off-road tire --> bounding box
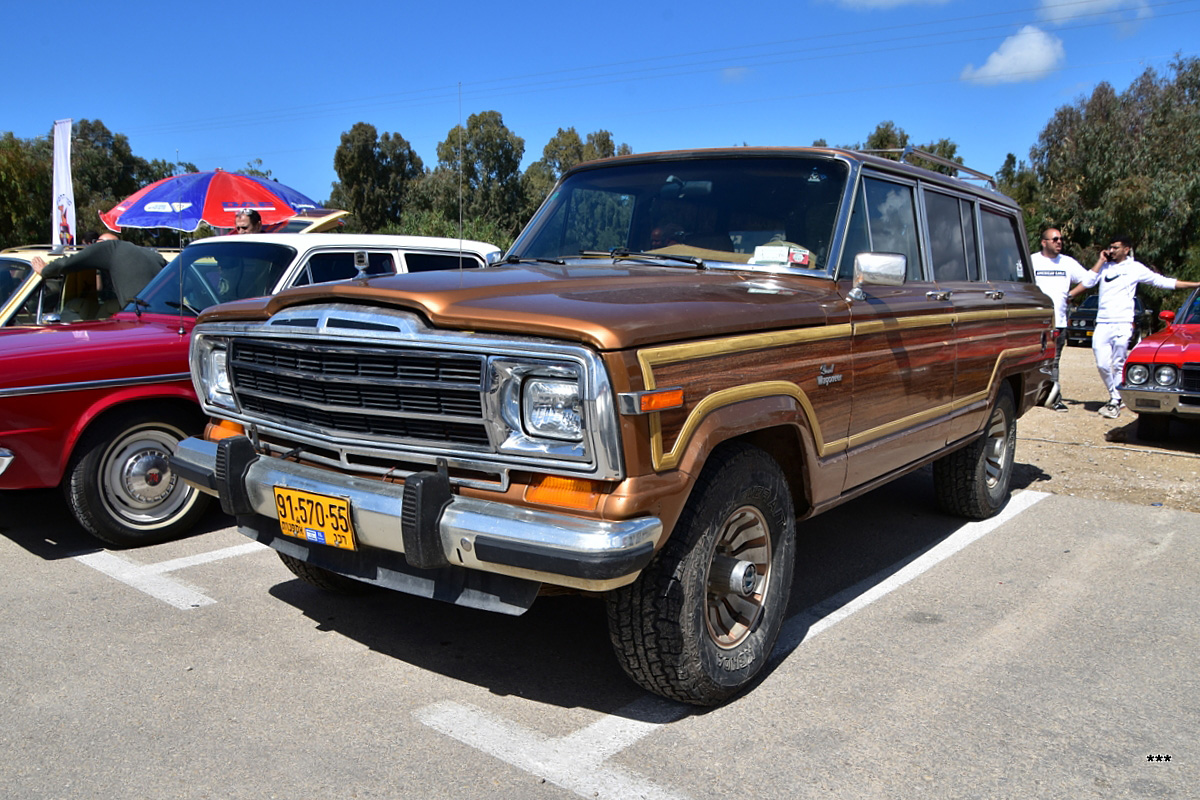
[605,443,796,706]
[933,384,1016,520]
[65,409,210,547]
[1136,413,1170,442]
[277,551,373,594]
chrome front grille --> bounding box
[228,338,490,448]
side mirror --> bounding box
[848,252,906,301]
[1159,310,1176,324]
[39,312,63,324]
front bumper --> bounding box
[1118,386,1200,417]
[171,436,661,601]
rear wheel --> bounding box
[65,409,210,547]
[606,443,796,706]
[1136,413,1170,441]
[933,384,1016,519]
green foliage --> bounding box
[379,208,514,252]
[329,122,424,232]
[520,127,631,222]
[0,120,191,249]
[1031,56,1200,283]
[242,159,272,179]
[434,111,526,236]
[842,121,964,176]
[0,132,51,250]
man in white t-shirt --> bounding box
[1031,227,1090,412]
[1070,235,1200,418]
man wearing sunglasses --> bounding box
[1032,228,1089,412]
[233,210,263,234]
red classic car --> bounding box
[0,234,500,546]
[1119,287,1200,440]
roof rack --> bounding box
[858,145,996,190]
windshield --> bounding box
[1179,289,1200,325]
[133,241,297,316]
[510,156,849,272]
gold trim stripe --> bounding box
[640,325,1045,471]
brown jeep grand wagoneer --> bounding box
[172,147,1055,705]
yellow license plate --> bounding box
[273,486,357,551]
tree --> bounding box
[434,111,526,235]
[329,122,424,232]
[242,159,272,179]
[846,122,963,176]
[996,153,1043,247]
[0,132,50,250]
[1030,56,1200,282]
[521,127,631,220]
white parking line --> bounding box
[415,490,1051,799]
[74,542,268,610]
[416,695,690,800]
[775,489,1050,652]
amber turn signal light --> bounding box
[524,474,601,511]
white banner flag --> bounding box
[52,119,76,250]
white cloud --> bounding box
[1039,0,1150,25]
[961,25,1065,85]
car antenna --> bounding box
[457,82,466,278]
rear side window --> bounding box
[403,253,483,273]
[863,177,923,280]
[295,251,394,285]
[924,190,980,282]
[980,209,1026,282]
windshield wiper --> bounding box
[504,254,566,266]
[164,299,201,315]
[579,249,707,269]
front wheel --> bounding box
[65,410,210,547]
[933,384,1016,520]
[606,443,796,706]
[277,552,373,594]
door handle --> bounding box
[926,290,951,301]
[986,290,1005,300]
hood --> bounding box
[198,262,844,350]
[0,313,192,390]
[1130,324,1200,363]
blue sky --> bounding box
[9,0,1199,206]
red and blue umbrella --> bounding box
[100,169,321,232]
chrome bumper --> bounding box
[171,437,660,595]
[1118,387,1200,417]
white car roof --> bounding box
[185,233,501,259]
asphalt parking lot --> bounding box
[1,470,1196,800]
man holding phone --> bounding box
[1070,235,1200,418]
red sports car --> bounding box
[0,234,500,546]
[1119,287,1200,440]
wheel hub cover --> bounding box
[123,450,173,503]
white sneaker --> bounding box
[1099,401,1121,419]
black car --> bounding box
[1066,294,1155,347]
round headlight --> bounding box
[1126,364,1150,385]
[1154,365,1178,387]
